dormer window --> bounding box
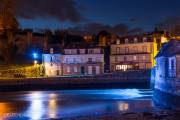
[116,39,120,44]
[134,38,138,43]
[143,37,147,42]
[50,48,54,54]
[125,38,129,44]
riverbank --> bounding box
[57,109,180,120]
[0,76,149,91]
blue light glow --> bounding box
[33,53,38,59]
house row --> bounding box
[43,46,104,76]
[43,35,168,77]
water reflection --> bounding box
[0,89,153,120]
[25,92,45,120]
[48,99,57,118]
[0,103,12,119]
[118,102,129,111]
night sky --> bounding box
[18,0,180,32]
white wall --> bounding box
[61,54,104,64]
[43,54,61,76]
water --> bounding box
[0,89,153,120]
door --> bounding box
[95,66,100,74]
[81,66,85,75]
[88,66,93,75]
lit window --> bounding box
[133,56,137,60]
[143,55,146,60]
[116,65,128,71]
[116,39,120,44]
[142,46,147,52]
[50,48,54,54]
[74,66,78,72]
[133,46,138,53]
[67,66,70,73]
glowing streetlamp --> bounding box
[32,52,39,78]
[34,60,38,66]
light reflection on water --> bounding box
[0,89,152,120]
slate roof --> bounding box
[155,39,180,58]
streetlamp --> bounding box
[34,60,38,78]
[33,52,38,78]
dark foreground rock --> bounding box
[52,110,180,120]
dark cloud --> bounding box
[65,22,143,35]
[155,16,180,29]
[1,0,84,23]
[155,16,180,35]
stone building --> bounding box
[154,39,180,108]
[110,35,158,71]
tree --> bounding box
[0,0,19,63]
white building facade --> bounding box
[43,47,104,76]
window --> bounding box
[125,47,129,53]
[88,58,93,63]
[171,59,175,70]
[115,57,118,63]
[96,58,100,62]
[80,49,85,54]
[165,59,169,77]
[50,56,53,62]
[124,56,127,61]
[143,37,147,42]
[143,55,146,60]
[69,50,72,54]
[116,47,120,54]
[142,46,147,52]
[134,38,138,43]
[50,48,54,54]
[116,65,128,71]
[73,58,76,63]
[67,66,70,73]
[74,66,78,72]
[116,39,120,44]
[77,49,80,54]
[66,58,69,63]
[89,49,94,54]
[133,46,138,53]
[81,58,83,63]
[125,38,129,44]
[50,56,53,66]
[133,56,137,61]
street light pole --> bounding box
[34,60,38,78]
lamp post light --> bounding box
[32,52,39,78]
[34,60,38,78]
